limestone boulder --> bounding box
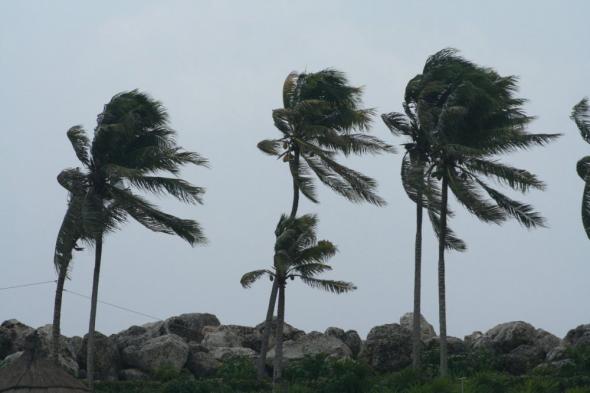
[359,324,412,372]
[121,334,188,374]
[399,313,436,340]
[78,331,120,381]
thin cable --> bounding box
[63,288,162,321]
[0,280,56,291]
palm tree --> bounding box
[53,90,207,389]
[240,214,356,389]
[382,100,466,371]
[571,97,590,238]
[407,49,560,376]
[255,69,392,377]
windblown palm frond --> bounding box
[571,98,590,239]
[572,98,590,143]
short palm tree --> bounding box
[407,49,560,376]
[382,99,465,371]
[241,214,355,389]
[53,90,207,389]
[571,97,590,238]
[255,69,392,377]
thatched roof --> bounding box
[0,334,89,393]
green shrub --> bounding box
[216,356,266,391]
[464,372,514,393]
[95,381,163,393]
[163,378,233,393]
[406,378,456,393]
[370,369,425,393]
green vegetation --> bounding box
[94,347,590,392]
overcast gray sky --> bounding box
[1,0,589,340]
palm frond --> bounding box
[240,269,272,288]
[381,112,414,137]
[428,209,467,252]
[571,98,590,143]
[465,159,545,192]
[296,240,337,264]
[67,126,91,166]
[110,187,206,245]
[126,176,204,204]
[291,262,332,276]
[478,181,546,228]
[577,156,590,180]
[257,139,284,156]
[447,173,506,224]
[54,194,87,275]
[291,160,318,203]
[298,277,356,294]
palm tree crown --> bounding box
[571,97,590,238]
[55,90,207,267]
[257,69,394,208]
[241,214,355,293]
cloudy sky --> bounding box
[1,1,589,340]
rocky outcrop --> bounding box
[79,331,120,381]
[267,331,351,365]
[255,319,305,349]
[360,324,412,372]
[1,314,586,381]
[121,334,189,374]
[399,313,436,340]
[465,321,563,375]
[325,327,362,358]
[564,324,590,348]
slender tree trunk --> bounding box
[51,267,67,362]
[438,176,449,377]
[257,279,279,378]
[289,149,300,219]
[258,150,300,381]
[412,196,423,371]
[273,283,286,391]
[87,235,103,391]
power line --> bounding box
[0,280,56,291]
[63,288,161,321]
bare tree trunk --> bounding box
[51,267,67,362]
[87,235,103,391]
[412,196,423,370]
[257,279,279,378]
[289,149,300,219]
[272,283,285,391]
[438,176,449,377]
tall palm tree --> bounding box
[407,49,560,376]
[241,214,356,389]
[53,90,207,389]
[571,97,590,238]
[255,69,392,377]
[382,100,466,371]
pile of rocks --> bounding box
[1,313,588,380]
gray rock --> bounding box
[79,331,120,381]
[267,331,351,365]
[122,334,188,374]
[564,324,590,348]
[399,313,436,340]
[464,331,484,349]
[503,344,545,375]
[202,325,261,352]
[186,344,221,377]
[485,321,537,353]
[114,323,163,352]
[255,319,305,348]
[359,324,412,372]
[119,368,151,381]
[35,325,80,377]
[324,327,362,357]
[1,351,23,367]
[163,313,220,343]
[0,320,34,354]
[210,346,258,361]
[424,336,466,355]
[534,329,561,354]
[546,345,569,362]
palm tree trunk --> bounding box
[289,149,300,219]
[273,283,286,391]
[87,234,103,391]
[438,176,449,377]
[51,267,67,362]
[257,279,279,379]
[412,195,423,370]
